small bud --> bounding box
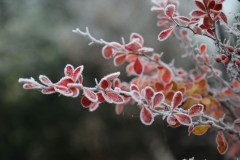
[221,54,227,60]
[215,57,222,63]
[237,48,240,55]
[227,46,234,52]
[223,57,230,65]
[235,60,240,67]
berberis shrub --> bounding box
[18,0,240,159]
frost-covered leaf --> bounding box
[115,104,124,115]
[219,12,228,24]
[192,125,210,135]
[125,40,142,52]
[190,10,206,18]
[54,85,73,97]
[194,0,206,11]
[41,87,56,94]
[173,113,192,126]
[171,91,183,111]
[152,92,165,108]
[100,79,110,90]
[89,103,99,112]
[81,96,92,108]
[73,65,84,82]
[158,27,174,41]
[140,106,154,125]
[130,33,144,45]
[102,45,113,59]
[167,115,176,125]
[114,53,127,66]
[70,88,79,98]
[144,86,155,104]
[104,72,120,81]
[106,92,124,104]
[130,84,140,92]
[188,104,203,117]
[56,77,74,87]
[83,87,98,102]
[164,4,175,18]
[39,75,52,86]
[64,64,74,77]
[133,57,143,75]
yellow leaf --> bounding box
[192,125,210,135]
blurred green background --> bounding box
[1,0,238,159]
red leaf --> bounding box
[175,16,190,23]
[152,92,165,108]
[131,91,141,103]
[102,45,113,59]
[173,113,192,126]
[164,4,175,18]
[113,78,121,88]
[219,12,228,24]
[83,87,98,102]
[159,63,174,84]
[208,0,215,10]
[124,41,142,52]
[171,91,183,111]
[23,83,42,90]
[190,10,206,18]
[144,87,155,104]
[158,27,174,41]
[207,29,215,38]
[100,91,113,103]
[188,104,204,116]
[193,25,202,35]
[106,92,124,104]
[100,79,110,90]
[130,33,144,45]
[97,92,105,103]
[104,72,120,81]
[89,103,99,112]
[114,53,127,66]
[180,29,191,41]
[78,75,83,84]
[115,104,124,115]
[189,93,202,101]
[73,65,83,82]
[213,4,222,11]
[81,96,92,108]
[130,84,140,92]
[194,73,206,82]
[199,43,207,54]
[41,87,56,94]
[64,64,74,77]
[203,54,210,65]
[140,106,154,125]
[70,88,79,98]
[39,75,52,85]
[203,16,213,28]
[167,115,176,125]
[54,85,73,97]
[194,0,206,11]
[133,57,143,75]
[56,77,74,87]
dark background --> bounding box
[0,0,239,159]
